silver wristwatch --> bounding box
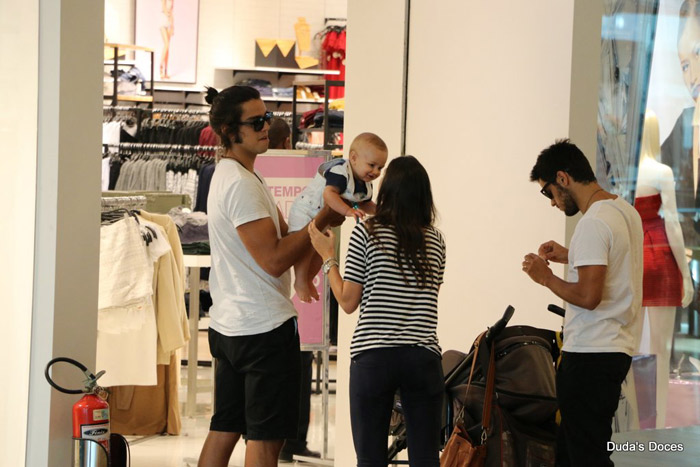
[322,258,339,274]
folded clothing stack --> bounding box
[273,87,294,98]
[314,109,344,128]
[168,206,209,246]
[237,78,273,96]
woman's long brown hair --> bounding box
[366,155,437,288]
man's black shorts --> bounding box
[208,317,301,440]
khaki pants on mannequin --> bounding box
[645,306,676,429]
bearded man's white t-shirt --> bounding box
[564,197,644,356]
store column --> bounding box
[338,0,410,465]
[26,1,103,466]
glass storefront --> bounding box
[598,0,700,431]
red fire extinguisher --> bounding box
[45,357,111,453]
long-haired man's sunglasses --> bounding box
[239,111,273,132]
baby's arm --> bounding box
[323,186,363,219]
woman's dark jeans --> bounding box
[350,346,445,467]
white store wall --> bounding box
[1,1,39,465]
[337,1,593,465]
[336,1,410,462]
[404,1,575,352]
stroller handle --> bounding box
[484,305,514,345]
[547,304,566,317]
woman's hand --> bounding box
[309,221,336,260]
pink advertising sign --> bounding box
[256,153,328,345]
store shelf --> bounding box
[104,42,154,53]
[226,66,341,78]
[150,85,201,93]
[142,85,324,108]
[104,60,136,66]
[298,127,342,133]
[147,86,206,109]
[263,96,323,104]
[104,43,154,108]
[293,79,328,87]
[103,94,154,103]
[292,79,345,151]
[152,101,209,108]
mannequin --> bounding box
[634,110,694,428]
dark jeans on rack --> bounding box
[556,351,632,467]
[350,346,444,467]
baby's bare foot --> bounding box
[307,280,319,302]
[295,276,315,303]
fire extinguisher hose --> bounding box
[45,357,100,394]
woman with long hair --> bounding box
[309,155,446,466]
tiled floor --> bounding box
[126,328,336,466]
[126,329,700,466]
[127,386,335,466]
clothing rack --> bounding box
[104,105,209,114]
[103,106,208,134]
[101,195,147,212]
[103,106,143,113]
[295,142,324,150]
[148,108,210,116]
[324,17,346,24]
[106,142,219,153]
[105,105,291,118]
[103,106,139,128]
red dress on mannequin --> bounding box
[634,193,682,306]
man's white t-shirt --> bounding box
[207,158,296,336]
[563,197,644,355]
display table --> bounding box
[182,254,211,417]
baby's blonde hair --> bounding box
[349,132,388,154]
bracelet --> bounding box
[322,258,339,274]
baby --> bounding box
[288,132,388,302]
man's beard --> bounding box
[559,186,580,217]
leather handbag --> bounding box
[440,332,494,467]
[440,424,486,467]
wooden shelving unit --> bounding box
[104,43,154,107]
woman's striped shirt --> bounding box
[344,223,446,359]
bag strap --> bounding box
[455,331,486,425]
[479,338,497,444]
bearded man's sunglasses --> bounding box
[540,181,554,200]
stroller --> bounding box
[388,306,562,466]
